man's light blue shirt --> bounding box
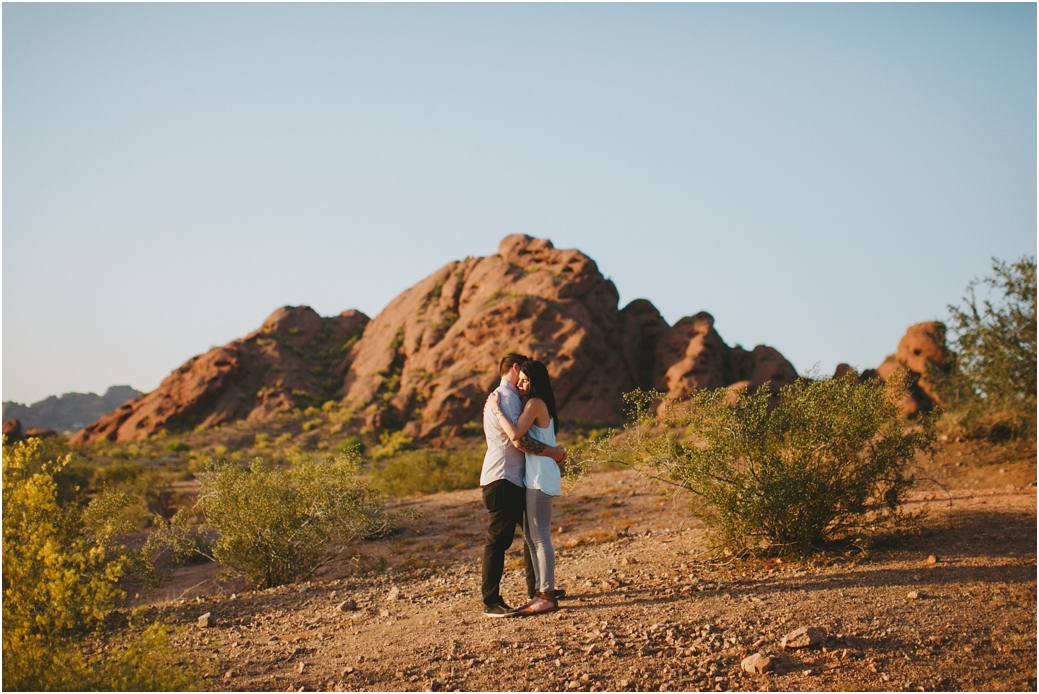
[480,378,525,487]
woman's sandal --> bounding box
[510,597,538,615]
[518,590,559,616]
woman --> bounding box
[489,359,562,615]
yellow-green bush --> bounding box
[583,376,937,556]
[933,255,1036,440]
[194,455,391,588]
[2,438,198,690]
[336,435,365,455]
[369,429,414,459]
[371,448,483,497]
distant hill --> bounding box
[3,386,141,434]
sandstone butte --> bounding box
[832,321,951,418]
[70,236,946,445]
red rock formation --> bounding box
[651,312,797,400]
[73,235,800,442]
[342,235,653,437]
[343,236,798,437]
[830,322,950,418]
[653,312,730,395]
[619,299,670,392]
[833,363,860,381]
[71,307,369,443]
[3,418,23,441]
[874,321,950,417]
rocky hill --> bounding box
[3,385,140,434]
[72,236,801,444]
[340,235,797,439]
[71,308,369,444]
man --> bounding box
[480,353,568,617]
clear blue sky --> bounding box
[3,3,1036,405]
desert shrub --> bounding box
[94,459,144,488]
[82,620,202,690]
[582,377,937,556]
[90,462,184,527]
[136,471,185,521]
[193,455,391,588]
[337,435,365,455]
[371,448,483,496]
[164,440,190,453]
[2,439,197,690]
[460,421,483,437]
[187,452,210,474]
[932,255,1036,439]
[148,508,214,566]
[7,434,93,505]
[328,406,355,427]
[370,429,414,459]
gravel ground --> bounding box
[117,440,1036,692]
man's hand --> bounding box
[517,435,566,465]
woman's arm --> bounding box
[488,396,566,463]
[491,398,542,442]
[517,436,568,465]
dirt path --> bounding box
[124,440,1036,693]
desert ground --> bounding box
[111,438,1037,692]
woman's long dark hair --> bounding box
[520,359,558,434]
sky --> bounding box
[3,3,1036,405]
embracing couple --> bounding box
[479,353,568,618]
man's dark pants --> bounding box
[481,479,536,606]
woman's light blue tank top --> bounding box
[523,417,561,497]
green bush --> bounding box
[83,620,202,690]
[164,441,190,453]
[194,455,391,588]
[933,255,1036,439]
[336,435,365,455]
[8,434,93,506]
[583,377,937,556]
[371,448,483,497]
[369,430,414,459]
[94,460,144,488]
[460,421,483,437]
[2,439,198,690]
[148,508,214,567]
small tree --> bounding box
[934,255,1037,438]
[193,454,392,588]
[2,438,198,690]
[583,375,937,556]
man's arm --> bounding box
[491,391,567,463]
[516,434,567,465]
